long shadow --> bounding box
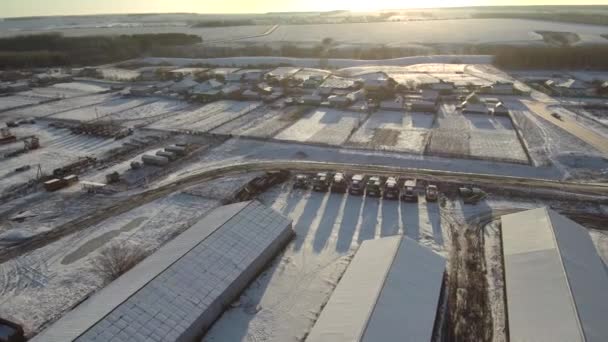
[313,193,344,253]
[401,200,420,241]
[281,188,304,217]
[336,195,364,253]
[427,201,444,246]
[380,199,400,237]
[357,197,380,243]
[293,192,325,252]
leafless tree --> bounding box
[90,242,148,284]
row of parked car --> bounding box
[293,172,439,202]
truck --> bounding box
[293,174,310,189]
[331,173,347,193]
[425,184,439,202]
[312,172,330,192]
[349,174,366,196]
[366,176,382,197]
[459,187,486,204]
[401,179,418,202]
[383,177,400,200]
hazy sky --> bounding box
[1,0,606,18]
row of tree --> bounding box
[0,33,202,68]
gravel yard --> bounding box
[274,108,367,145]
[347,110,434,153]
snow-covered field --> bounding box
[49,96,155,122]
[427,104,529,163]
[3,93,114,118]
[274,108,367,145]
[147,100,261,133]
[142,55,493,69]
[0,95,43,112]
[102,98,192,125]
[204,181,445,341]
[240,19,608,45]
[20,82,108,100]
[0,124,125,195]
[0,192,220,337]
[347,111,434,153]
[211,105,309,138]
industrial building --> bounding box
[501,208,608,342]
[307,236,446,342]
[32,201,294,342]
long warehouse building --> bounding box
[501,207,608,342]
[307,236,446,342]
[32,201,294,342]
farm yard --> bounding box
[347,111,434,153]
[0,123,126,195]
[274,108,367,145]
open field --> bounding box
[274,108,367,145]
[147,100,261,133]
[102,99,192,125]
[0,95,44,112]
[347,111,434,153]
[212,105,313,138]
[241,19,608,45]
[19,82,109,100]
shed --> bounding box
[307,236,446,342]
[501,208,608,342]
[31,201,294,342]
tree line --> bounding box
[0,33,202,68]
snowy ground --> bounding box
[0,192,220,337]
[0,123,125,195]
[427,104,529,164]
[3,93,114,118]
[274,108,367,145]
[102,98,192,126]
[147,100,261,133]
[347,110,434,153]
[49,96,156,122]
[0,95,43,112]
[204,181,445,342]
[212,105,312,138]
[18,82,109,100]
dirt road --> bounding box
[521,101,608,155]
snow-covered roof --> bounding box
[191,79,224,94]
[307,236,445,342]
[501,208,608,342]
[32,201,293,342]
[170,77,198,92]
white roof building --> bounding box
[32,201,294,342]
[307,236,446,342]
[501,208,608,342]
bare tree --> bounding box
[90,242,148,284]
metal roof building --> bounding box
[33,201,294,342]
[307,236,446,342]
[501,207,608,342]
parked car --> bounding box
[0,317,24,342]
[459,187,486,204]
[425,185,439,202]
[383,177,400,200]
[293,174,310,189]
[331,173,347,193]
[551,112,563,121]
[401,179,418,202]
[312,172,330,192]
[349,174,366,196]
[366,176,382,197]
